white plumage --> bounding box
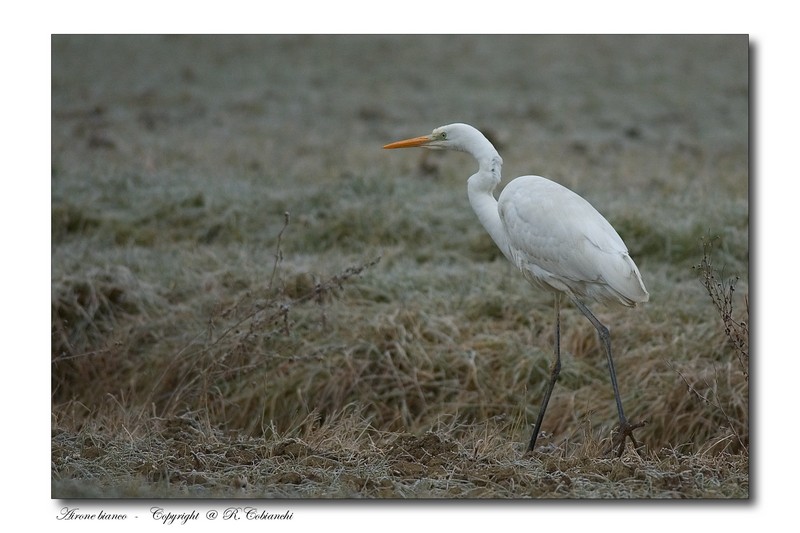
[385,123,648,456]
[499,175,648,307]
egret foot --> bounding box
[605,419,648,458]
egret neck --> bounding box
[466,149,512,262]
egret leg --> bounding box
[570,297,647,457]
[527,294,562,453]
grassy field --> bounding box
[51,35,749,498]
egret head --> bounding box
[383,123,483,152]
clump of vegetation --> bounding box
[665,235,750,455]
[52,212,382,434]
[694,236,749,381]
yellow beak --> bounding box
[383,134,433,149]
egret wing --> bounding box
[498,176,647,305]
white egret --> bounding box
[384,123,649,457]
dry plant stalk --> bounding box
[694,235,749,380]
[208,211,381,345]
[141,212,382,422]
